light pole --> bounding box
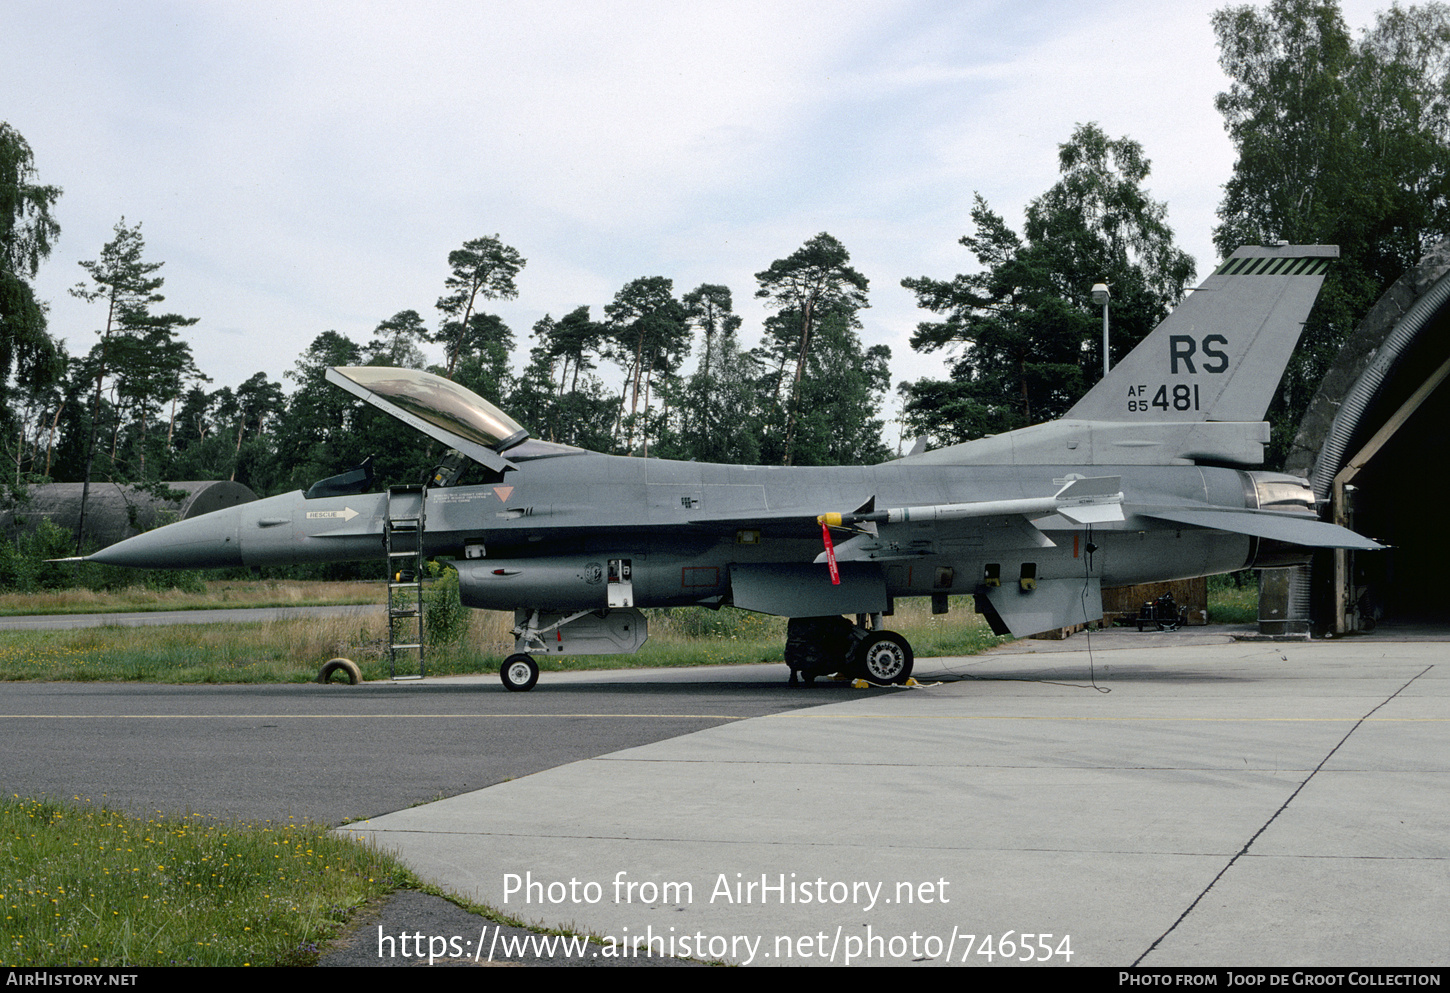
[1091,282,1111,377]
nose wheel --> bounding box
[500,653,539,692]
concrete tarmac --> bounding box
[343,632,1448,968]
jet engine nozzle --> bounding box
[1242,471,1323,569]
[1243,471,1316,515]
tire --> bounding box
[500,653,539,692]
[785,615,855,678]
[317,657,361,684]
[854,631,914,685]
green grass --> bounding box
[1206,573,1259,625]
[0,598,1007,966]
[0,580,379,617]
[0,794,414,967]
[0,596,1008,684]
[2,580,1256,968]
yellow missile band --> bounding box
[819,512,843,527]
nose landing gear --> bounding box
[500,653,540,692]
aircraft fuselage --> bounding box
[88,453,1287,619]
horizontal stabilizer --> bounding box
[1139,508,1385,550]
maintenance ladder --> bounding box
[384,485,428,680]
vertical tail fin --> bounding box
[1067,244,1336,424]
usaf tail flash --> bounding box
[900,244,1339,468]
[1068,244,1335,424]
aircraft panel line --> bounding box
[1131,663,1435,967]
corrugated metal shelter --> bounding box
[2,481,257,551]
[1263,241,1450,634]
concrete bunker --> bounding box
[2,480,258,551]
[1267,242,1450,634]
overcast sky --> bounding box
[5,0,1389,448]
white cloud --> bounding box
[6,0,1396,447]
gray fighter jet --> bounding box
[84,244,1382,690]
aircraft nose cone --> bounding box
[85,506,245,570]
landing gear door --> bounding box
[608,558,634,608]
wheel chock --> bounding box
[318,657,362,684]
[851,676,927,689]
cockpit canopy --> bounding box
[324,365,588,474]
[326,366,529,473]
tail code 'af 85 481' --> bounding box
[1067,244,1336,425]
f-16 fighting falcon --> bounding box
[82,244,1382,691]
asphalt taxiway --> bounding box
[0,604,375,630]
[0,672,825,823]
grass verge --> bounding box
[1206,573,1259,625]
[0,794,415,967]
[0,575,1262,685]
[0,580,379,617]
[0,597,1009,684]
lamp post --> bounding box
[1091,282,1111,377]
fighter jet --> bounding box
[84,244,1382,691]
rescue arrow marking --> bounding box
[305,507,358,522]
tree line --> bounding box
[898,0,1450,463]
[4,0,1450,547]
[0,211,894,539]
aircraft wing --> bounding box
[1136,507,1386,550]
[808,476,1124,562]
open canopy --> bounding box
[325,366,528,472]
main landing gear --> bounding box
[784,614,914,687]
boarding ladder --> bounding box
[384,485,428,680]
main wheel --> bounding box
[785,615,855,681]
[500,653,539,692]
[855,631,914,685]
